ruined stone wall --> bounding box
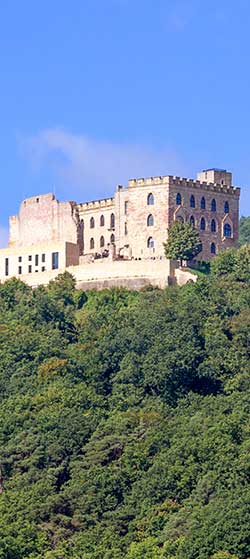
[9,194,79,248]
[6,168,241,266]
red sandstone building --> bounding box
[0,168,240,281]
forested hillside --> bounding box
[239,216,250,246]
[0,247,249,559]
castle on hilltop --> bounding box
[0,168,240,288]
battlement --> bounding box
[169,176,240,195]
[128,176,169,187]
[78,197,114,210]
[127,175,240,196]
[2,166,240,275]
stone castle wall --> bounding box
[0,258,172,290]
[167,176,239,260]
[77,197,115,255]
[9,194,79,248]
[0,168,240,286]
[117,180,169,259]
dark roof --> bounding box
[203,168,228,173]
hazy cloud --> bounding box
[20,128,186,198]
[166,0,196,32]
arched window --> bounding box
[110,213,115,229]
[200,196,206,210]
[190,215,195,227]
[211,242,216,255]
[90,217,95,229]
[124,222,128,235]
[224,201,229,214]
[147,193,154,205]
[100,215,105,227]
[211,199,216,212]
[147,214,154,226]
[224,223,232,238]
[176,215,184,223]
[200,217,206,231]
[110,233,115,244]
[190,195,195,208]
[211,219,216,233]
[90,238,94,249]
[100,236,105,248]
[176,192,182,205]
[147,237,154,248]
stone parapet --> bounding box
[0,258,172,289]
[128,175,240,196]
[78,197,114,210]
[128,176,170,187]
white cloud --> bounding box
[0,227,8,249]
[20,128,187,199]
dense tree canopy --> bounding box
[0,259,249,558]
[239,216,250,246]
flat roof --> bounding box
[202,168,228,173]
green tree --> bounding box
[210,552,239,559]
[234,244,250,282]
[210,248,237,278]
[239,216,250,246]
[126,538,164,559]
[164,221,201,266]
[0,272,249,558]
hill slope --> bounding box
[0,254,249,559]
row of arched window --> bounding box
[89,213,115,229]
[176,193,229,213]
[89,234,115,250]
[190,216,217,232]
[190,215,232,237]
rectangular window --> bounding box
[41,266,46,272]
[18,256,22,263]
[42,253,46,263]
[35,254,39,266]
[28,255,32,261]
[5,258,9,276]
[52,252,59,270]
[18,266,22,275]
[125,223,128,235]
[28,265,32,273]
[124,201,128,215]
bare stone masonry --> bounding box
[0,167,240,286]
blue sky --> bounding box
[0,0,250,246]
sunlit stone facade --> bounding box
[0,168,240,282]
